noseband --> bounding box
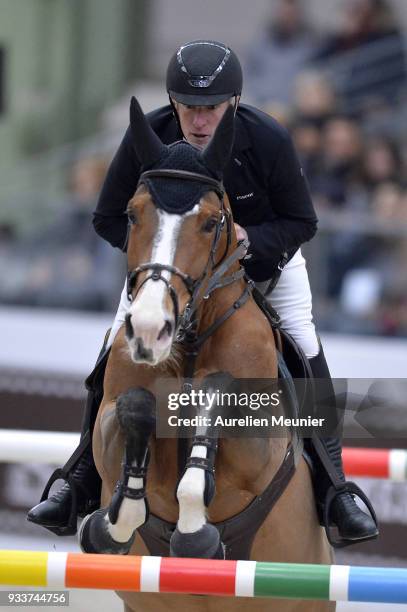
[126,169,235,334]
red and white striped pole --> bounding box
[343,447,407,481]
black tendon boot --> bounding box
[308,344,379,547]
[27,337,109,536]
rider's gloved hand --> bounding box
[234,222,248,243]
[234,223,250,258]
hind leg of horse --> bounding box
[79,387,156,554]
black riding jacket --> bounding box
[94,103,318,282]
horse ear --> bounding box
[201,105,235,174]
[130,96,167,167]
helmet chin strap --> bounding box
[169,96,185,138]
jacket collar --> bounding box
[233,111,250,152]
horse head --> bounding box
[125,97,236,365]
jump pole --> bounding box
[0,430,79,464]
[342,447,407,481]
[0,429,407,481]
[1,551,407,604]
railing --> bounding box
[315,33,407,117]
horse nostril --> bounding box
[157,320,173,341]
[125,313,133,339]
[135,338,153,361]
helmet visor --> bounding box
[169,90,233,106]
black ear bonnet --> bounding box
[140,141,222,214]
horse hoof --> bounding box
[78,508,135,555]
[170,523,225,559]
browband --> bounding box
[139,169,225,199]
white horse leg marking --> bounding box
[104,474,146,543]
[176,388,215,534]
[177,446,207,533]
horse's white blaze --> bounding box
[105,476,146,542]
[126,205,201,363]
[127,210,182,362]
[177,387,215,534]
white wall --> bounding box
[0,306,405,379]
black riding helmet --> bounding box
[166,40,242,106]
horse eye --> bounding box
[127,209,137,225]
[202,217,218,233]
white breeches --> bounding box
[107,282,131,349]
[107,248,319,358]
[265,249,319,358]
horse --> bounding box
[79,97,334,612]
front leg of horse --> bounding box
[79,388,156,555]
[170,373,228,560]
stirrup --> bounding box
[323,480,378,548]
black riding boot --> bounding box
[308,344,379,546]
[27,339,109,536]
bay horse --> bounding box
[80,97,333,611]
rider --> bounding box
[28,40,378,544]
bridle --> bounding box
[126,168,247,336]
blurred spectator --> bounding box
[325,229,376,301]
[371,182,407,221]
[293,71,337,127]
[291,116,323,184]
[244,0,319,106]
[0,157,125,312]
[359,137,404,192]
[311,115,364,209]
[314,0,407,112]
[289,71,338,189]
[340,268,381,318]
[379,238,407,335]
